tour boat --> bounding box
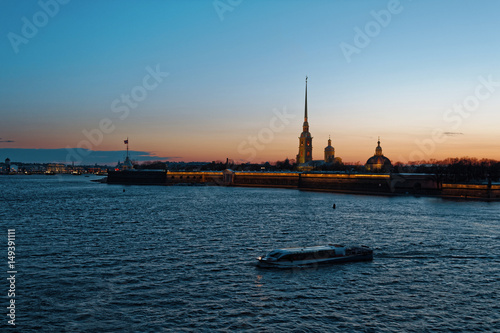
[257,244,373,268]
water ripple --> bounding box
[1,176,499,332]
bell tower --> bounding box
[324,136,335,163]
[296,76,313,164]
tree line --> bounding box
[135,157,500,183]
[393,157,500,183]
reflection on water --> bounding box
[1,175,499,332]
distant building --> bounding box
[46,163,66,173]
[324,136,335,163]
[296,77,312,166]
[116,138,134,170]
[365,138,392,172]
[116,157,133,171]
[5,158,11,174]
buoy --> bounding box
[333,203,336,209]
[123,189,125,192]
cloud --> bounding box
[0,138,15,143]
[0,148,175,165]
[443,132,464,136]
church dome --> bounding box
[365,138,392,172]
[366,155,391,166]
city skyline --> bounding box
[2,0,500,165]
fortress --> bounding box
[106,78,500,200]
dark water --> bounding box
[1,175,499,332]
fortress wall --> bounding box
[107,170,167,184]
[386,174,440,195]
[231,172,300,188]
[441,184,500,200]
[299,173,393,194]
[166,171,223,185]
[107,170,500,200]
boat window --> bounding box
[317,250,333,258]
[280,252,314,261]
[278,254,289,261]
[303,253,315,260]
[268,251,281,258]
[276,250,340,261]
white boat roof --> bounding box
[270,244,345,255]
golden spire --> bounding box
[304,76,308,122]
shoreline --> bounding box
[104,170,500,201]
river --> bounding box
[1,175,499,332]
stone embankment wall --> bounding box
[441,183,500,200]
[166,171,224,185]
[107,170,500,200]
[107,170,167,184]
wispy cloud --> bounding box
[0,148,175,165]
[443,132,464,136]
[0,138,15,143]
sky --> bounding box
[1,0,500,165]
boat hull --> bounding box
[257,253,373,268]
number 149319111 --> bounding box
[8,229,16,271]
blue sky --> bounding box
[1,0,500,164]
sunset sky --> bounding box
[1,0,500,165]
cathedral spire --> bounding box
[304,76,308,122]
[297,76,312,165]
[302,76,309,133]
